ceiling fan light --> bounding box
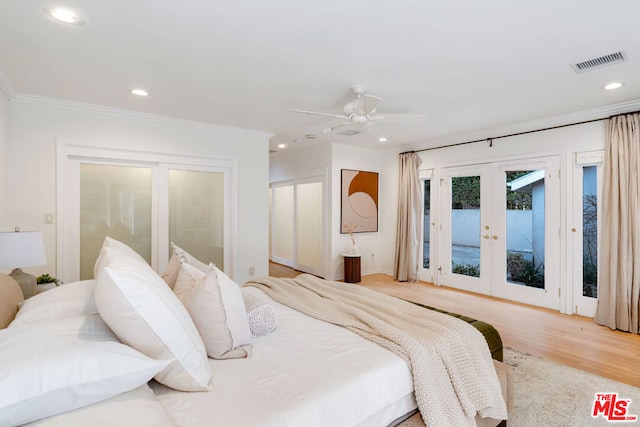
[131,89,149,97]
[603,82,624,90]
[45,8,85,25]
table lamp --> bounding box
[0,228,47,299]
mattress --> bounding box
[150,287,417,427]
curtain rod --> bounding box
[402,109,640,154]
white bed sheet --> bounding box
[150,287,417,427]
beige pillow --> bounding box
[95,248,212,392]
[0,273,23,329]
[242,290,278,337]
[174,261,252,359]
[161,243,209,289]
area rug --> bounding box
[398,347,640,427]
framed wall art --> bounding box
[341,169,379,233]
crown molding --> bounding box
[401,98,640,153]
[12,94,274,140]
[0,68,16,99]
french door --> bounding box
[439,156,561,310]
[571,150,603,317]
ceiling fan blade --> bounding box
[370,113,428,122]
[293,110,349,120]
[321,121,351,133]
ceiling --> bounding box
[1,0,639,155]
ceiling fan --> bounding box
[293,85,427,134]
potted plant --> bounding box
[36,274,62,287]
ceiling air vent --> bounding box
[571,51,627,73]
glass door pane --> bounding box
[505,170,545,289]
[492,156,560,310]
[440,164,491,295]
[296,181,323,274]
[572,155,601,317]
[451,175,481,277]
[79,164,152,280]
[423,179,431,269]
[272,185,294,266]
[582,165,598,298]
[168,169,225,269]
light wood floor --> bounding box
[268,262,640,388]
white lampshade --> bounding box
[0,231,47,269]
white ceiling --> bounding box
[1,0,639,154]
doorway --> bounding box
[438,156,561,310]
[270,177,325,277]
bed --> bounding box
[0,238,512,427]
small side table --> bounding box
[341,253,361,283]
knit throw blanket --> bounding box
[244,275,507,427]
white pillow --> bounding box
[22,384,173,427]
[95,249,212,392]
[174,261,252,359]
[94,236,147,278]
[162,243,209,289]
[242,290,278,337]
[0,315,169,426]
[11,280,96,327]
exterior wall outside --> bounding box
[531,181,545,262]
[6,98,270,284]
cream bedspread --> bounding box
[244,275,508,427]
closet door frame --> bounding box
[270,171,327,278]
[56,140,236,282]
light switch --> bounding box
[44,213,54,224]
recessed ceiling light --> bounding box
[305,134,316,140]
[603,82,624,90]
[278,144,286,149]
[378,137,388,142]
[131,89,149,97]
[44,8,84,25]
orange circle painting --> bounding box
[341,169,378,233]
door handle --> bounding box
[482,234,490,239]
[492,235,498,240]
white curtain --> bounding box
[595,112,640,334]
[393,152,423,282]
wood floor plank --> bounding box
[268,263,640,388]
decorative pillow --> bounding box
[174,261,252,359]
[162,243,209,288]
[242,290,278,337]
[11,280,96,328]
[0,272,23,329]
[22,384,174,427]
[0,315,169,426]
[95,248,212,392]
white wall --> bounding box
[331,143,385,279]
[6,97,271,284]
[0,90,9,228]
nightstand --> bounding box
[341,253,361,283]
